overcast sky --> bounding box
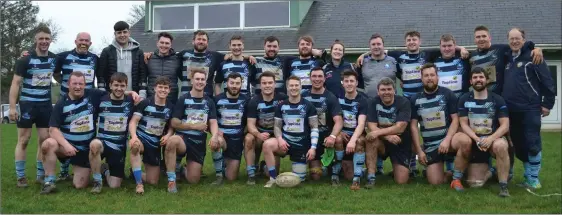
[35,1,143,54]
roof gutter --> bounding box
[217,44,562,55]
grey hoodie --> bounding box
[112,37,140,90]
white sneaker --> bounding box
[264,179,276,188]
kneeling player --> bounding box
[410,63,460,185]
[262,76,319,188]
[365,78,413,186]
[128,76,174,194]
[450,68,510,197]
[89,73,137,193]
[332,70,368,188]
[211,72,249,185]
[245,71,287,185]
[164,69,219,193]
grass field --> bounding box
[1,124,561,214]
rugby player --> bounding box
[303,67,343,181]
[215,36,254,97]
[433,34,471,98]
[262,76,319,187]
[128,76,175,194]
[283,36,326,94]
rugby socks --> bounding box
[167,172,176,182]
[445,161,454,172]
[352,152,365,182]
[376,157,384,173]
[292,162,307,181]
[132,167,143,184]
[499,181,508,189]
[60,159,70,175]
[523,162,531,180]
[45,175,56,184]
[332,150,344,179]
[36,161,45,180]
[268,166,277,179]
[15,160,25,179]
[246,165,256,178]
[93,173,102,183]
[212,151,224,177]
[527,151,542,183]
[452,169,463,180]
[367,173,376,183]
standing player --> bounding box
[283,36,326,94]
[245,71,288,185]
[89,72,137,193]
[215,36,254,97]
[39,72,140,194]
[303,67,343,181]
[332,70,369,189]
[450,67,511,197]
[9,25,57,187]
[365,78,413,186]
[251,36,285,95]
[434,34,471,98]
[410,63,460,185]
[163,69,219,192]
[128,76,175,194]
[211,72,249,185]
[262,76,319,188]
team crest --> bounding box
[457,63,463,70]
[385,64,390,69]
[517,62,523,68]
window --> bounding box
[152,1,290,31]
[548,65,558,96]
[245,1,290,27]
[199,4,240,29]
[153,6,194,30]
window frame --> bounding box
[151,1,290,32]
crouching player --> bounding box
[128,76,175,194]
[262,76,319,188]
[450,67,511,197]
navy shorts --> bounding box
[509,111,542,162]
[17,101,52,128]
[314,132,330,161]
[58,141,91,168]
[101,140,127,178]
[178,133,207,165]
[223,134,244,160]
[380,134,413,168]
[140,136,161,167]
[424,149,456,166]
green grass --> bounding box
[1,124,561,213]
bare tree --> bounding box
[127,4,145,26]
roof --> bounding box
[130,0,562,54]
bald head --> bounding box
[508,28,526,52]
[75,32,92,54]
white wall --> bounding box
[541,60,561,130]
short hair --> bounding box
[474,25,489,33]
[154,76,171,86]
[264,36,280,45]
[341,69,358,80]
[330,39,345,53]
[470,67,489,80]
[193,30,208,40]
[420,63,438,76]
[114,21,129,31]
[508,27,526,39]
[110,72,128,84]
[309,66,324,76]
[230,35,243,44]
[158,32,174,42]
[440,34,456,44]
[377,77,395,90]
[404,31,421,39]
[298,35,314,46]
[286,75,301,84]
[259,71,276,82]
[69,71,85,82]
[226,72,242,82]
[370,33,384,44]
[35,24,51,35]
[190,68,207,79]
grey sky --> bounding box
[35,1,143,54]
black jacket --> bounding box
[97,43,146,92]
[146,49,182,101]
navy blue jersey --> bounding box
[283,57,323,94]
[15,51,57,102]
[469,44,510,95]
[214,93,248,136]
[134,97,174,147]
[458,92,509,137]
[56,50,99,96]
[251,56,285,95]
[274,98,317,149]
[388,50,439,98]
[247,93,288,133]
[338,92,368,136]
[410,87,458,152]
[49,89,105,151]
[177,50,224,96]
[368,95,411,130]
[172,92,217,138]
[322,61,361,97]
[215,59,254,96]
[96,95,135,148]
[303,90,342,133]
[434,57,471,97]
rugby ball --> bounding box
[275,172,301,188]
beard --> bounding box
[423,83,438,92]
[194,44,207,52]
[473,82,486,92]
[227,87,240,96]
[299,49,311,57]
